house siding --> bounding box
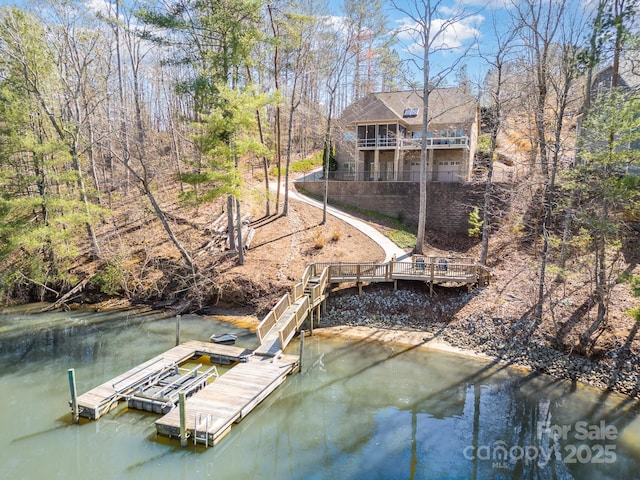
[334,89,479,183]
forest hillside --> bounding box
[0,1,639,390]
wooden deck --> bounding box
[74,338,298,447]
[155,352,299,446]
[253,256,489,357]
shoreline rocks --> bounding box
[320,287,640,399]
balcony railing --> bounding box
[356,136,469,149]
[296,169,515,183]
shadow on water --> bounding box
[0,307,173,370]
[10,421,70,444]
[2,307,640,479]
[292,331,640,479]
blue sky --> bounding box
[0,0,597,88]
[327,0,598,87]
[324,0,515,86]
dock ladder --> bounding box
[194,412,213,447]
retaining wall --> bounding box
[294,180,506,234]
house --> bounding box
[333,88,479,182]
[578,54,640,173]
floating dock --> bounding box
[74,339,299,447]
[155,352,298,446]
[75,341,254,420]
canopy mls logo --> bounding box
[463,421,618,469]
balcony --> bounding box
[356,136,469,149]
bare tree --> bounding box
[320,15,357,224]
[279,6,323,216]
[478,16,518,268]
[391,0,479,254]
[512,0,584,325]
[267,4,283,215]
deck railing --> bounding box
[257,258,489,353]
[301,265,312,290]
[256,293,290,343]
[356,136,469,149]
[315,262,389,282]
[392,260,478,280]
[309,267,329,305]
[292,281,304,301]
[279,296,310,348]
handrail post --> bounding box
[430,263,435,297]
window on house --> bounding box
[403,107,419,118]
[357,125,366,141]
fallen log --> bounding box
[40,274,97,312]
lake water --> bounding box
[1,307,639,479]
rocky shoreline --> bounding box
[319,286,640,399]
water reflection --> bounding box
[0,309,639,479]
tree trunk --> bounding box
[246,66,270,217]
[227,195,236,251]
[114,0,130,194]
[415,39,430,255]
[144,178,195,271]
[283,75,301,217]
[322,103,334,225]
[236,198,244,265]
[268,5,282,215]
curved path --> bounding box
[283,173,409,263]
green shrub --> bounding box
[91,263,127,295]
[468,207,482,238]
[321,141,337,172]
[619,272,640,297]
[631,275,640,297]
[628,307,640,322]
[388,229,416,248]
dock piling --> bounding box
[176,314,181,346]
[299,330,305,372]
[179,391,187,447]
[68,368,79,423]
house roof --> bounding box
[589,49,640,96]
[592,55,640,93]
[339,88,477,127]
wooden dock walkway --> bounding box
[74,338,299,447]
[72,255,488,447]
[155,352,298,446]
[252,256,489,350]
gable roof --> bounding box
[592,57,640,94]
[339,88,477,127]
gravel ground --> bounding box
[320,286,640,399]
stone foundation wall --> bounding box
[294,180,504,234]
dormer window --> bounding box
[403,107,419,118]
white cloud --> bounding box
[84,0,112,17]
[455,0,511,8]
[394,13,483,54]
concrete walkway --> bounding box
[281,172,410,262]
